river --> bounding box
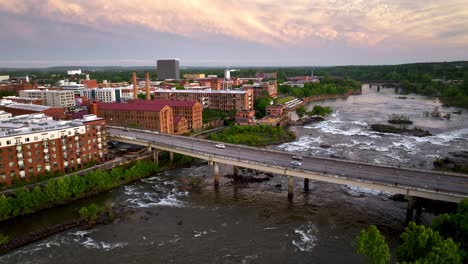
[1,85,467,264]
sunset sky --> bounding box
[1,0,467,67]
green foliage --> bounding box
[307,105,333,117]
[0,195,12,220]
[279,77,359,99]
[202,109,231,123]
[356,225,391,264]
[295,105,307,118]
[432,199,468,260]
[208,125,295,146]
[254,92,273,118]
[0,233,9,245]
[397,222,461,264]
[79,203,105,224]
[274,96,295,104]
[0,160,159,221]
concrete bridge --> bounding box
[366,82,401,93]
[108,126,468,219]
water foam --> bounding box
[292,223,318,252]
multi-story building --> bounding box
[153,89,253,112]
[0,113,107,185]
[94,101,175,134]
[81,79,98,88]
[137,100,202,130]
[20,90,75,108]
[242,81,277,98]
[266,104,284,117]
[157,59,180,80]
[0,76,9,82]
[2,96,43,105]
[80,88,129,103]
[0,99,66,120]
[57,80,85,94]
[183,73,205,79]
[255,72,278,79]
[196,78,222,90]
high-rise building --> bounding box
[157,59,180,80]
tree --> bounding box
[432,199,468,260]
[356,225,391,264]
[254,92,272,118]
[295,105,307,118]
[0,194,12,220]
[397,222,461,264]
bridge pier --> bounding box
[395,87,399,94]
[153,149,159,165]
[288,176,294,200]
[304,178,310,191]
[377,85,381,92]
[214,162,220,188]
[169,151,174,165]
[233,166,239,178]
[406,196,416,223]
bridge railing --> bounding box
[110,129,468,198]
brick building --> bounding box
[173,116,189,134]
[242,81,277,98]
[235,110,255,125]
[94,102,174,134]
[266,104,284,117]
[153,89,253,112]
[0,114,107,185]
[256,72,278,79]
[137,99,202,130]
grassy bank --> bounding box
[208,125,295,146]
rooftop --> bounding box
[154,88,248,94]
[0,113,101,137]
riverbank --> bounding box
[0,206,131,255]
[0,160,159,222]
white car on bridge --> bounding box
[290,161,302,166]
[215,143,226,149]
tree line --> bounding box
[0,160,159,221]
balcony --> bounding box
[44,149,49,154]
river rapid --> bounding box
[1,85,467,264]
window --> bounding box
[27,158,32,163]
[9,171,15,177]
[25,138,30,142]
[27,152,31,156]
[37,165,42,172]
[8,155,13,160]
[0,173,5,180]
[28,167,33,173]
[6,140,11,145]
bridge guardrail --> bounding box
[112,131,468,198]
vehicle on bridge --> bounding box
[292,155,302,160]
[290,161,302,166]
[215,143,226,149]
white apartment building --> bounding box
[80,87,132,103]
[19,90,75,108]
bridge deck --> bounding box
[108,127,468,203]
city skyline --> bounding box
[0,0,468,67]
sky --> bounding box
[0,0,468,67]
